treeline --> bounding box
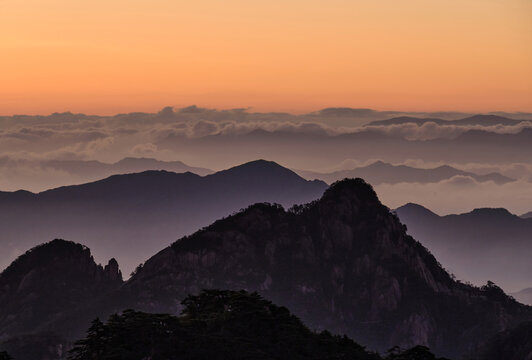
[67,289,449,360]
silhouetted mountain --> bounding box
[0,240,122,337]
[470,321,532,360]
[0,160,327,275]
[297,161,513,185]
[0,157,213,193]
[395,203,532,292]
[521,211,532,219]
[44,157,213,178]
[1,180,530,359]
[511,288,532,306]
[103,179,530,359]
[368,114,523,127]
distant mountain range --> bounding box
[521,211,532,219]
[368,114,526,127]
[156,125,532,168]
[0,180,530,360]
[0,160,326,275]
[44,157,213,177]
[511,288,532,306]
[296,160,513,185]
[395,203,532,294]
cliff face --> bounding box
[126,179,531,358]
[0,239,123,339]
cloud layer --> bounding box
[1,106,531,215]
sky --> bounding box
[1,0,531,115]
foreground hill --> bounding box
[119,179,531,358]
[395,203,532,293]
[0,160,327,275]
[297,161,513,185]
[68,290,384,360]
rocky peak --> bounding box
[0,239,123,337]
[104,258,122,283]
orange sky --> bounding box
[1,0,531,115]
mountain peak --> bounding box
[322,178,380,207]
[214,160,325,186]
[395,203,439,218]
[230,159,288,171]
[467,207,516,218]
[0,239,123,336]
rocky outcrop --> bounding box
[0,239,123,339]
[124,179,532,358]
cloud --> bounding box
[0,106,531,214]
[130,143,158,156]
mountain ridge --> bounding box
[395,203,532,292]
[296,161,513,185]
[0,160,327,276]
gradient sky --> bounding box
[1,0,531,115]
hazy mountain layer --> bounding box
[511,288,532,306]
[297,161,513,185]
[0,160,326,275]
[395,203,532,292]
[521,211,532,219]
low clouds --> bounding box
[1,106,531,214]
[130,143,158,156]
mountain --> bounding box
[297,161,514,185]
[368,114,523,127]
[0,239,122,337]
[107,179,530,359]
[0,179,530,359]
[0,160,327,275]
[395,203,532,292]
[511,288,532,306]
[3,157,213,192]
[521,211,532,219]
[44,157,213,178]
[471,321,532,360]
